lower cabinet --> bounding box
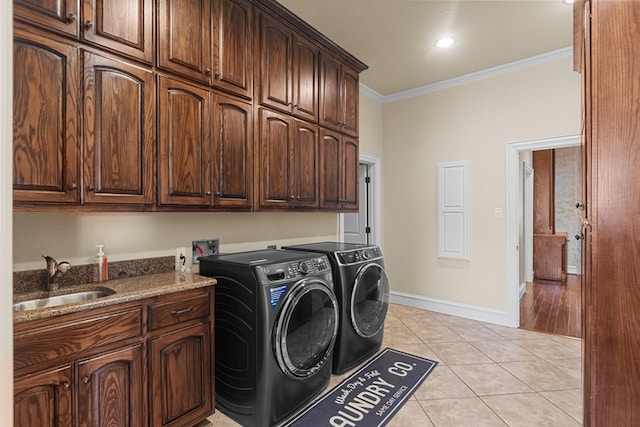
[77,345,145,426]
[149,322,213,427]
[13,286,215,427]
[14,365,73,427]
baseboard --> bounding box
[519,282,527,301]
[389,291,510,326]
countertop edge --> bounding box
[14,272,216,324]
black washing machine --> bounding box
[282,242,390,374]
[198,249,339,427]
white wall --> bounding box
[381,56,581,316]
[1,5,13,421]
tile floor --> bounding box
[205,303,583,426]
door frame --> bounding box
[340,153,381,245]
[506,134,580,327]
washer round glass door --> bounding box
[351,263,390,338]
[274,278,339,379]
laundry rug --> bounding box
[283,348,438,427]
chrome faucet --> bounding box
[43,255,71,291]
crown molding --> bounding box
[360,46,573,104]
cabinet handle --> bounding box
[85,21,94,29]
[206,191,212,196]
[68,183,77,190]
[215,191,221,197]
[170,306,194,316]
[82,376,90,384]
[290,195,296,200]
[86,185,94,192]
[205,68,212,77]
[66,13,77,23]
[214,70,221,79]
[61,382,71,390]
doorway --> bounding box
[506,134,581,327]
[340,153,381,245]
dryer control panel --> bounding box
[257,256,331,283]
[336,247,383,265]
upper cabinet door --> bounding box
[13,27,80,205]
[319,54,359,137]
[292,119,318,208]
[259,13,293,112]
[158,76,212,207]
[14,0,80,37]
[341,65,359,137]
[259,109,293,209]
[158,0,213,83]
[340,135,359,210]
[213,0,253,99]
[82,51,155,205]
[212,93,253,208]
[292,36,318,122]
[82,0,154,63]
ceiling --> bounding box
[277,0,574,97]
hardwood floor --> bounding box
[519,274,581,338]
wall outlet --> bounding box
[175,247,187,271]
[192,239,220,264]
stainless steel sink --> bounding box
[13,289,115,312]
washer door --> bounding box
[351,263,390,338]
[274,278,339,379]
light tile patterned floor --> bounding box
[205,303,583,426]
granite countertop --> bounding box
[14,272,216,324]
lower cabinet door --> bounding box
[14,365,73,427]
[149,322,213,427]
[77,344,144,427]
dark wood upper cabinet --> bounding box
[14,0,80,37]
[319,53,359,137]
[258,109,318,209]
[318,127,358,211]
[15,0,154,63]
[213,0,253,99]
[13,26,80,205]
[82,0,154,63]
[158,76,212,207]
[158,0,213,83]
[158,0,253,98]
[82,51,155,205]
[212,93,253,208]
[258,12,318,122]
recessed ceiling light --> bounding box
[435,36,456,49]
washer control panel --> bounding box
[258,256,331,282]
[336,247,382,265]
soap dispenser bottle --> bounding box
[94,244,108,283]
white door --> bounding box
[344,164,369,244]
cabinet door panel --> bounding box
[82,0,153,63]
[341,66,359,137]
[77,345,144,427]
[293,120,318,208]
[158,77,212,206]
[83,52,155,205]
[14,0,79,37]
[158,0,212,83]
[13,29,80,204]
[292,36,318,122]
[213,0,253,98]
[319,128,341,209]
[150,322,213,427]
[259,109,292,208]
[259,14,292,111]
[212,94,253,208]
[319,54,342,131]
[341,136,359,210]
[14,365,73,427]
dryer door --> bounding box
[351,263,390,338]
[274,278,339,379]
